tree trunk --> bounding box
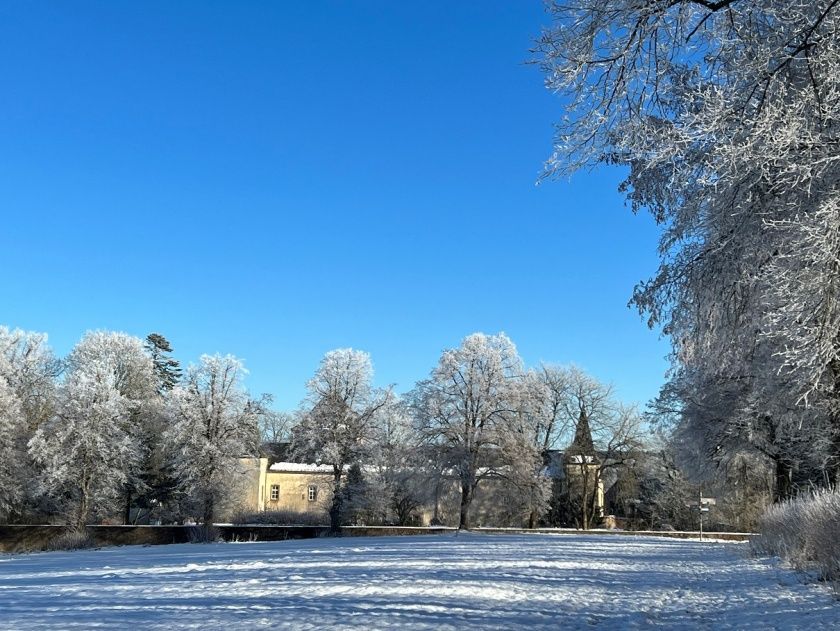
[828,416,840,487]
[828,360,840,486]
[202,495,215,526]
[329,471,343,533]
[588,469,602,528]
[329,495,342,532]
[432,476,441,524]
[580,466,590,530]
[459,483,472,530]
[774,457,793,502]
[76,468,91,529]
[124,491,132,525]
[77,489,89,530]
[528,509,537,529]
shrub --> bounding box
[46,529,96,551]
[187,524,221,543]
[754,488,840,591]
[229,509,329,526]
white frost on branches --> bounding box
[407,333,524,529]
[538,0,840,489]
[165,354,259,524]
[0,361,23,518]
[291,348,393,529]
[29,331,153,526]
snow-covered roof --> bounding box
[267,462,386,475]
[268,462,335,473]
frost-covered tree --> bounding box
[165,354,259,525]
[508,365,581,527]
[0,367,23,520]
[110,332,182,523]
[29,331,155,526]
[493,370,561,528]
[537,0,840,493]
[365,404,434,526]
[67,331,157,401]
[291,348,392,531]
[533,364,574,451]
[407,333,524,529]
[0,327,59,433]
[68,331,158,522]
[258,405,294,445]
[618,439,698,531]
[30,367,140,527]
[522,366,644,529]
[0,327,59,522]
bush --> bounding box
[46,529,96,551]
[754,488,840,591]
[229,509,329,526]
[187,524,221,543]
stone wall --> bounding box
[0,523,754,553]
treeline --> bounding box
[0,327,258,528]
[1,325,771,532]
[288,334,649,531]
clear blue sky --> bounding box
[0,1,669,410]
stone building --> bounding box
[226,447,607,527]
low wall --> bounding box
[473,527,755,542]
[342,526,456,537]
[0,525,338,552]
[0,525,193,552]
[0,524,754,552]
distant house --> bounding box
[227,457,334,521]
[227,443,608,528]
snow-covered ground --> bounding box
[0,533,837,629]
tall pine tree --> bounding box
[144,333,182,393]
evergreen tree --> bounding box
[340,463,371,526]
[144,333,182,393]
[136,333,183,522]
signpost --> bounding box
[687,491,716,541]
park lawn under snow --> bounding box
[0,534,837,630]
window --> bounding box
[308,485,317,502]
[270,485,279,501]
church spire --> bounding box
[567,408,596,459]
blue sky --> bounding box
[0,1,668,409]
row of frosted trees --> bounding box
[291,338,765,532]
[290,334,646,531]
[0,326,259,528]
[1,326,653,530]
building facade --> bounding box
[227,455,606,528]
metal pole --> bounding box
[699,487,703,542]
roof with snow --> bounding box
[268,462,336,473]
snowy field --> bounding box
[0,533,837,630]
